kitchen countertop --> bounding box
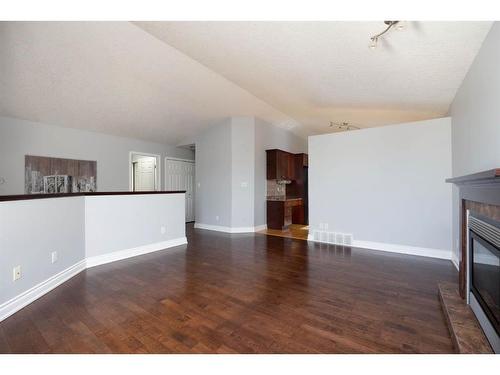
[0,191,186,202]
[266,197,303,202]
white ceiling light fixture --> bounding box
[369,21,405,50]
[329,121,360,132]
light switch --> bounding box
[13,266,21,281]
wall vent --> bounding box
[343,234,353,246]
[311,229,354,247]
[328,232,335,244]
[320,231,328,242]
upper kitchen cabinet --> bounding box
[298,153,308,167]
[266,149,296,180]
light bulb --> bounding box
[369,38,377,50]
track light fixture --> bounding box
[369,21,404,50]
[329,122,360,132]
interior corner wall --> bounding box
[231,117,255,229]
[195,116,307,231]
[0,116,194,195]
[449,22,500,262]
[309,118,452,258]
[195,119,233,228]
[254,118,307,227]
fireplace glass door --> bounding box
[470,231,500,336]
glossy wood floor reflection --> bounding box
[0,225,457,353]
[258,224,309,241]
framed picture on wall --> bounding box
[25,155,97,194]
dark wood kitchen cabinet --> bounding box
[266,149,295,180]
[267,198,303,230]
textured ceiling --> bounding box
[135,21,492,134]
[0,22,300,145]
[0,22,493,144]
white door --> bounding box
[134,157,156,191]
[165,159,195,222]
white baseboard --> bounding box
[194,223,232,232]
[195,223,266,233]
[86,237,188,268]
[353,240,451,260]
[0,237,187,322]
[451,251,460,271]
[307,235,451,260]
[0,259,86,322]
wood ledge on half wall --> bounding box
[446,168,500,185]
[0,191,187,202]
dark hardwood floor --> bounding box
[0,224,457,353]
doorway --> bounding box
[129,152,161,192]
[165,158,195,222]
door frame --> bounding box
[165,157,195,222]
[164,157,195,163]
[129,151,161,192]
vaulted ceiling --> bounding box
[0,22,299,145]
[0,21,493,144]
[135,21,492,135]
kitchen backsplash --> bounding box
[267,180,286,199]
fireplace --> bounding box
[468,214,500,353]
[446,168,500,353]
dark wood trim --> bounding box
[460,199,467,298]
[0,191,186,202]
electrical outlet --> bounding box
[51,251,58,264]
[215,215,219,222]
[13,266,21,281]
[240,181,248,188]
[160,226,166,234]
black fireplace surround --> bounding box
[469,214,500,353]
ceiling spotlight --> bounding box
[369,21,404,49]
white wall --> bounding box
[449,22,500,262]
[0,197,86,305]
[195,116,307,231]
[0,193,186,321]
[0,116,194,195]
[309,118,452,259]
[231,117,256,229]
[85,194,186,258]
[195,119,233,228]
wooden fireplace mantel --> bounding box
[446,168,500,298]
